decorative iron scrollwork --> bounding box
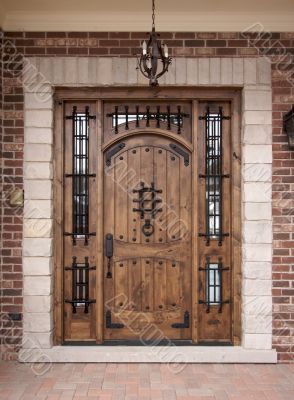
[105,310,124,329]
[133,182,162,237]
[65,256,96,314]
[171,311,190,328]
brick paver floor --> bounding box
[0,362,293,399]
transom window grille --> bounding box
[107,105,189,134]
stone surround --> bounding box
[20,56,276,362]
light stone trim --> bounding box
[22,56,276,363]
[19,346,277,364]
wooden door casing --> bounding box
[103,134,192,340]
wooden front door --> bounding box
[54,88,241,346]
[103,134,192,341]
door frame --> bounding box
[53,87,241,345]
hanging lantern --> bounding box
[137,0,172,87]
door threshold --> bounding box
[63,340,233,346]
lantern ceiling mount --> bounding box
[137,0,172,87]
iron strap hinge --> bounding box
[105,143,126,166]
[171,311,190,329]
[106,310,124,329]
[169,143,189,166]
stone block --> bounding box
[97,57,112,85]
[24,180,52,200]
[221,58,233,84]
[24,296,52,313]
[23,276,52,295]
[198,59,209,84]
[244,202,271,221]
[243,110,272,125]
[175,58,187,84]
[24,219,53,238]
[25,128,53,144]
[23,257,52,276]
[25,110,53,128]
[244,90,272,111]
[23,238,52,257]
[24,200,52,219]
[243,125,272,145]
[243,244,272,262]
[243,334,272,350]
[209,58,221,84]
[243,183,271,203]
[243,221,272,244]
[187,58,198,85]
[23,312,53,333]
[24,162,52,179]
[243,278,272,295]
[244,59,257,84]
[243,163,272,182]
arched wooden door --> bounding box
[103,134,192,341]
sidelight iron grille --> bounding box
[65,256,96,313]
[199,257,230,313]
[107,105,189,134]
[65,106,96,245]
[199,107,230,246]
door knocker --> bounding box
[141,219,154,237]
[133,182,162,237]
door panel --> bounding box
[103,135,192,340]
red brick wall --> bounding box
[0,31,293,362]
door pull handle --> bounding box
[105,233,113,279]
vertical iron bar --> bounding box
[85,106,89,245]
[136,105,140,127]
[78,114,82,238]
[72,256,77,313]
[167,105,171,130]
[177,105,181,134]
[218,257,223,313]
[218,107,223,245]
[206,257,210,313]
[125,105,129,130]
[146,106,150,127]
[72,106,77,245]
[213,111,216,238]
[205,107,210,246]
[115,106,119,134]
[156,106,160,128]
[85,257,89,313]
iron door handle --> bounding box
[105,233,113,278]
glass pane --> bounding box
[112,113,183,128]
[206,263,221,304]
[73,111,89,237]
[205,111,222,238]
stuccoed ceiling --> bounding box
[1,0,294,31]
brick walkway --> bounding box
[0,362,293,399]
